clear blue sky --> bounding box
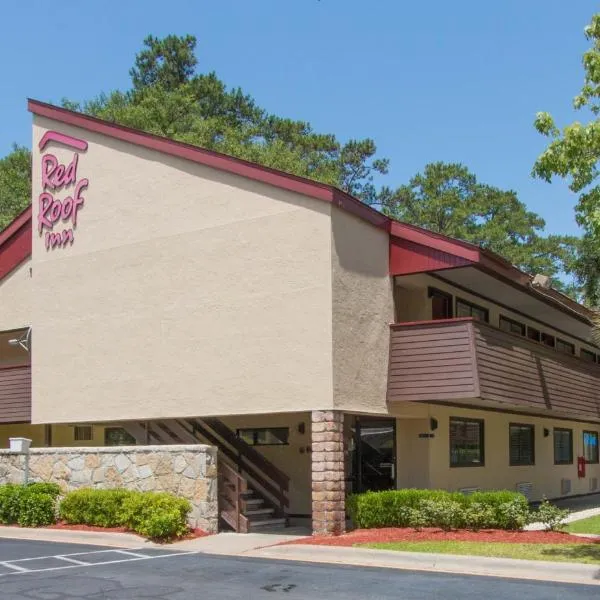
[0,1,593,236]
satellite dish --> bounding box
[8,327,31,353]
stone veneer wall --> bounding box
[311,410,345,535]
[0,445,218,532]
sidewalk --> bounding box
[245,543,600,586]
[0,525,599,585]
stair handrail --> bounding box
[201,418,290,489]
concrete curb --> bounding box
[247,544,600,586]
[0,526,157,549]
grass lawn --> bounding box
[361,541,600,565]
[566,515,600,535]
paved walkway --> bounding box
[526,497,600,531]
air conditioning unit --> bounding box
[459,487,480,496]
[590,478,598,492]
[516,482,533,500]
[561,478,572,495]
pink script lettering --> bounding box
[37,132,89,251]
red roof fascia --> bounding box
[389,221,481,263]
[0,206,32,282]
[389,237,473,275]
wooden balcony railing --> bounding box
[388,318,600,420]
[0,365,31,423]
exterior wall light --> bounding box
[8,328,31,353]
[430,417,438,431]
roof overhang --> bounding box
[0,206,32,282]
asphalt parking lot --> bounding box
[0,538,598,599]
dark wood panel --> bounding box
[474,322,600,419]
[0,365,31,423]
[388,321,478,402]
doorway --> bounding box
[350,417,396,493]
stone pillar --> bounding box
[311,410,345,536]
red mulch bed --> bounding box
[44,521,210,540]
[285,528,600,546]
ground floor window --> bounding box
[553,428,573,465]
[237,427,289,446]
[74,425,93,442]
[104,427,136,446]
[509,424,534,466]
[584,431,599,464]
[449,417,484,467]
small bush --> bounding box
[536,498,570,531]
[59,489,192,541]
[119,492,191,540]
[0,484,58,527]
[348,489,530,531]
[0,484,24,524]
[59,489,132,528]
[18,492,56,527]
[26,482,61,497]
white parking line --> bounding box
[0,561,29,572]
[55,555,91,566]
[0,550,197,577]
[113,550,150,559]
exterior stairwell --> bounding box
[121,417,290,533]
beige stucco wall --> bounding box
[391,402,600,501]
[0,261,31,332]
[331,207,393,414]
[31,117,334,423]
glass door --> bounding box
[351,417,396,493]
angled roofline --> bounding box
[0,205,32,282]
[0,99,591,324]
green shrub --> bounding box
[59,488,192,540]
[26,482,61,497]
[18,492,56,527]
[348,489,530,531]
[59,489,131,528]
[119,492,192,540]
[0,484,58,527]
[536,498,570,531]
[0,484,24,524]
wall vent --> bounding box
[516,482,533,499]
[458,487,480,496]
[561,478,572,495]
[590,478,598,492]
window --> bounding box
[237,427,289,446]
[104,427,136,446]
[500,316,525,336]
[450,418,484,467]
[553,428,573,465]
[584,431,599,464]
[527,327,541,342]
[509,424,535,466]
[541,333,556,348]
[456,299,489,323]
[556,338,575,355]
[581,349,597,363]
[428,287,453,320]
[74,426,93,442]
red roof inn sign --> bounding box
[38,131,89,250]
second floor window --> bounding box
[428,288,453,320]
[500,316,525,336]
[581,349,597,363]
[556,339,575,355]
[456,299,489,323]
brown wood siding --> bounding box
[0,365,31,423]
[388,320,479,402]
[474,323,600,420]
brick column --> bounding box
[311,410,345,536]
